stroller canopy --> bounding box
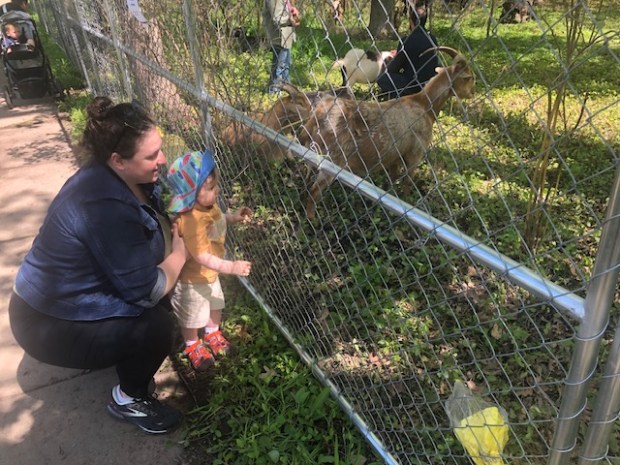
[0,9,31,23]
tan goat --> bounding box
[280,47,476,219]
[219,101,300,162]
[220,87,354,161]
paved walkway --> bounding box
[0,79,187,464]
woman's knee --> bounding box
[141,306,176,352]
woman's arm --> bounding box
[157,222,188,294]
[82,197,188,307]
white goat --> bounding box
[281,46,476,218]
[332,48,396,87]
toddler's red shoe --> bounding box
[184,340,215,372]
[203,330,231,358]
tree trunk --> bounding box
[368,0,396,38]
[112,1,197,131]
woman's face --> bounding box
[115,126,166,185]
[196,174,219,208]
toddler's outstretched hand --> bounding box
[231,260,252,277]
[235,207,253,223]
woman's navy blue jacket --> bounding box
[14,163,167,321]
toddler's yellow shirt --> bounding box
[176,204,226,283]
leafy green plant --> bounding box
[35,22,85,91]
[57,92,91,140]
[522,0,616,250]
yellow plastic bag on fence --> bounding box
[445,381,509,465]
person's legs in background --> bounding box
[269,46,292,94]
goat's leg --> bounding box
[341,66,348,87]
[306,170,334,219]
[401,160,423,197]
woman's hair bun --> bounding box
[87,96,114,121]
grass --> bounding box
[176,277,383,465]
[34,15,89,141]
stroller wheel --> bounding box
[55,87,66,101]
[50,79,65,100]
[4,86,13,109]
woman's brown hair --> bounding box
[81,96,155,165]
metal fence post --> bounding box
[549,162,620,465]
[577,164,620,465]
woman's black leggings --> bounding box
[9,292,175,399]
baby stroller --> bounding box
[1,10,62,108]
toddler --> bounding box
[3,22,35,52]
[167,150,252,371]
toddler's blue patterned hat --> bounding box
[167,150,215,213]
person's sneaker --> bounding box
[203,330,231,358]
[184,340,215,371]
[106,395,183,434]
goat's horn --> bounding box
[277,83,312,110]
[278,82,298,95]
[420,46,460,58]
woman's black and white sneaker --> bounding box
[106,394,183,434]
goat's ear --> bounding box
[435,67,444,73]
[454,57,468,72]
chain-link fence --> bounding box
[30,0,620,463]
